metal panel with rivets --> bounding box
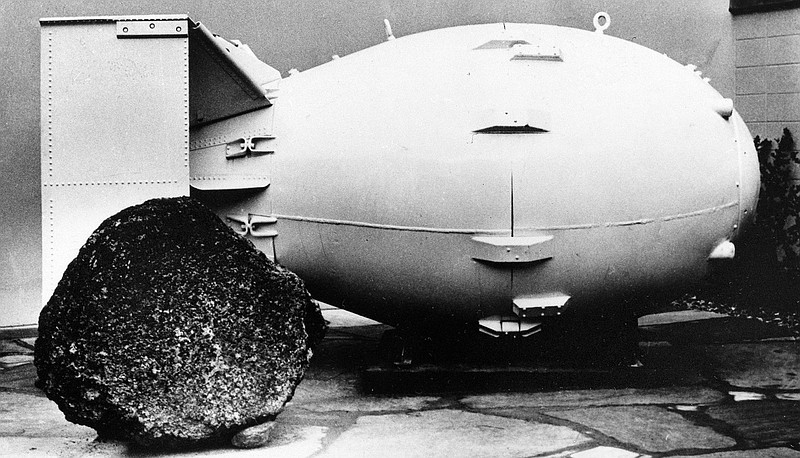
[40,16,190,303]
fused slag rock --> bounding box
[34,197,326,447]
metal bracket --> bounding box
[471,235,554,263]
[513,295,571,318]
[225,214,277,238]
[225,135,276,159]
[708,240,735,260]
[248,136,276,153]
[510,44,562,61]
[478,315,542,338]
[116,20,188,38]
[250,215,278,237]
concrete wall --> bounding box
[0,0,735,329]
[734,7,800,140]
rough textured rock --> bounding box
[34,197,326,448]
[230,421,276,448]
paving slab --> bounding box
[0,436,127,457]
[547,406,736,453]
[638,310,730,326]
[571,445,648,457]
[318,409,591,457]
[639,317,794,344]
[290,376,360,402]
[462,386,727,410]
[0,391,326,457]
[17,338,37,349]
[274,408,358,429]
[671,448,800,457]
[0,423,326,457]
[694,342,800,390]
[0,392,95,439]
[0,364,39,395]
[3,305,800,457]
[290,374,441,414]
[291,393,440,413]
[0,354,34,369]
[0,340,33,355]
[706,401,800,447]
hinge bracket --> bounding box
[226,136,276,159]
[225,214,277,238]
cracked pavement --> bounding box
[1,305,799,457]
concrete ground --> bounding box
[2,305,800,457]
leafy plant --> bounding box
[752,128,800,268]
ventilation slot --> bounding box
[473,125,549,134]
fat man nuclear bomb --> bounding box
[41,13,760,345]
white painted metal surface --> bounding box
[40,15,761,337]
[267,21,759,328]
[40,16,190,303]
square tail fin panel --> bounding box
[188,19,281,126]
[40,14,280,305]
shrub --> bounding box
[752,128,800,269]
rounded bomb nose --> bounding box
[271,22,766,325]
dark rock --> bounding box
[230,421,276,448]
[34,197,326,447]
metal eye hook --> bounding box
[593,12,611,34]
